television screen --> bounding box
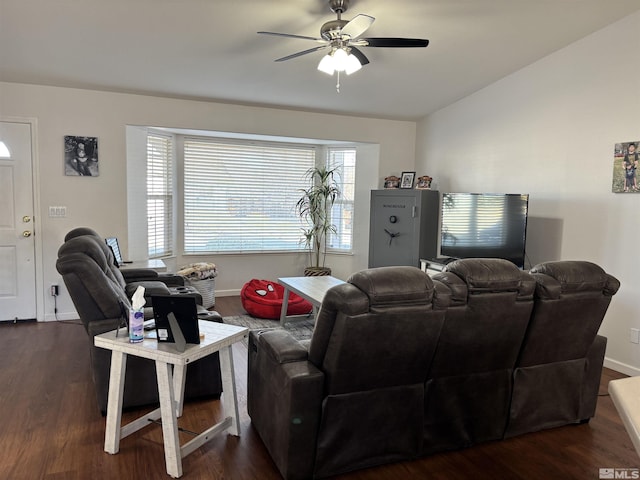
[440,193,529,268]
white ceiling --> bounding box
[2,0,639,121]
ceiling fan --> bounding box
[258,0,429,91]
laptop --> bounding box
[105,237,124,266]
[151,295,201,351]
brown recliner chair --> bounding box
[56,234,223,414]
[63,227,199,305]
[425,258,536,453]
[247,266,450,480]
[505,260,620,437]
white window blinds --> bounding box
[183,138,316,254]
[147,134,173,258]
[327,148,356,252]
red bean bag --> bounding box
[241,279,312,319]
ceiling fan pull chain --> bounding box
[336,70,341,93]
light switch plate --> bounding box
[48,206,67,218]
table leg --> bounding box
[156,360,182,478]
[219,345,240,436]
[279,287,291,326]
[173,364,187,417]
[104,351,127,454]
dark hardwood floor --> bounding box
[0,296,637,479]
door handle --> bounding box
[22,230,32,238]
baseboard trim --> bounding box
[604,357,640,377]
[215,289,241,297]
[43,312,79,322]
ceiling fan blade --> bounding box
[258,31,326,43]
[349,47,370,66]
[361,37,429,48]
[340,14,375,40]
[275,45,329,62]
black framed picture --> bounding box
[64,135,99,176]
[400,171,415,189]
[612,140,639,193]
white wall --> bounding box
[0,82,416,321]
[416,11,640,374]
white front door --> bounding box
[0,121,36,321]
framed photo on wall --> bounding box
[64,135,99,176]
[400,171,415,189]
[612,141,639,193]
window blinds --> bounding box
[327,148,356,251]
[147,134,173,258]
[183,138,316,254]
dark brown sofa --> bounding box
[56,233,223,414]
[247,259,620,480]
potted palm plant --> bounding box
[296,166,341,276]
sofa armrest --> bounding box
[86,317,124,337]
[248,330,324,480]
[121,268,159,281]
[121,269,185,287]
[125,281,171,300]
[255,329,309,364]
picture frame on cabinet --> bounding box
[400,171,416,189]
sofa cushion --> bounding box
[530,260,620,296]
[348,266,434,308]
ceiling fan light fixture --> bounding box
[317,53,336,75]
[317,47,361,76]
[332,46,349,70]
[344,51,362,74]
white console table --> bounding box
[95,320,248,478]
[609,376,640,458]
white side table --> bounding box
[277,275,345,326]
[609,376,640,458]
[94,320,248,478]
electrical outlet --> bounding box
[50,285,59,297]
[630,328,639,344]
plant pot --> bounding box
[304,266,332,277]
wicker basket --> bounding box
[187,278,216,309]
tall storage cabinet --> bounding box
[368,189,440,268]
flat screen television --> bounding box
[440,193,529,268]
